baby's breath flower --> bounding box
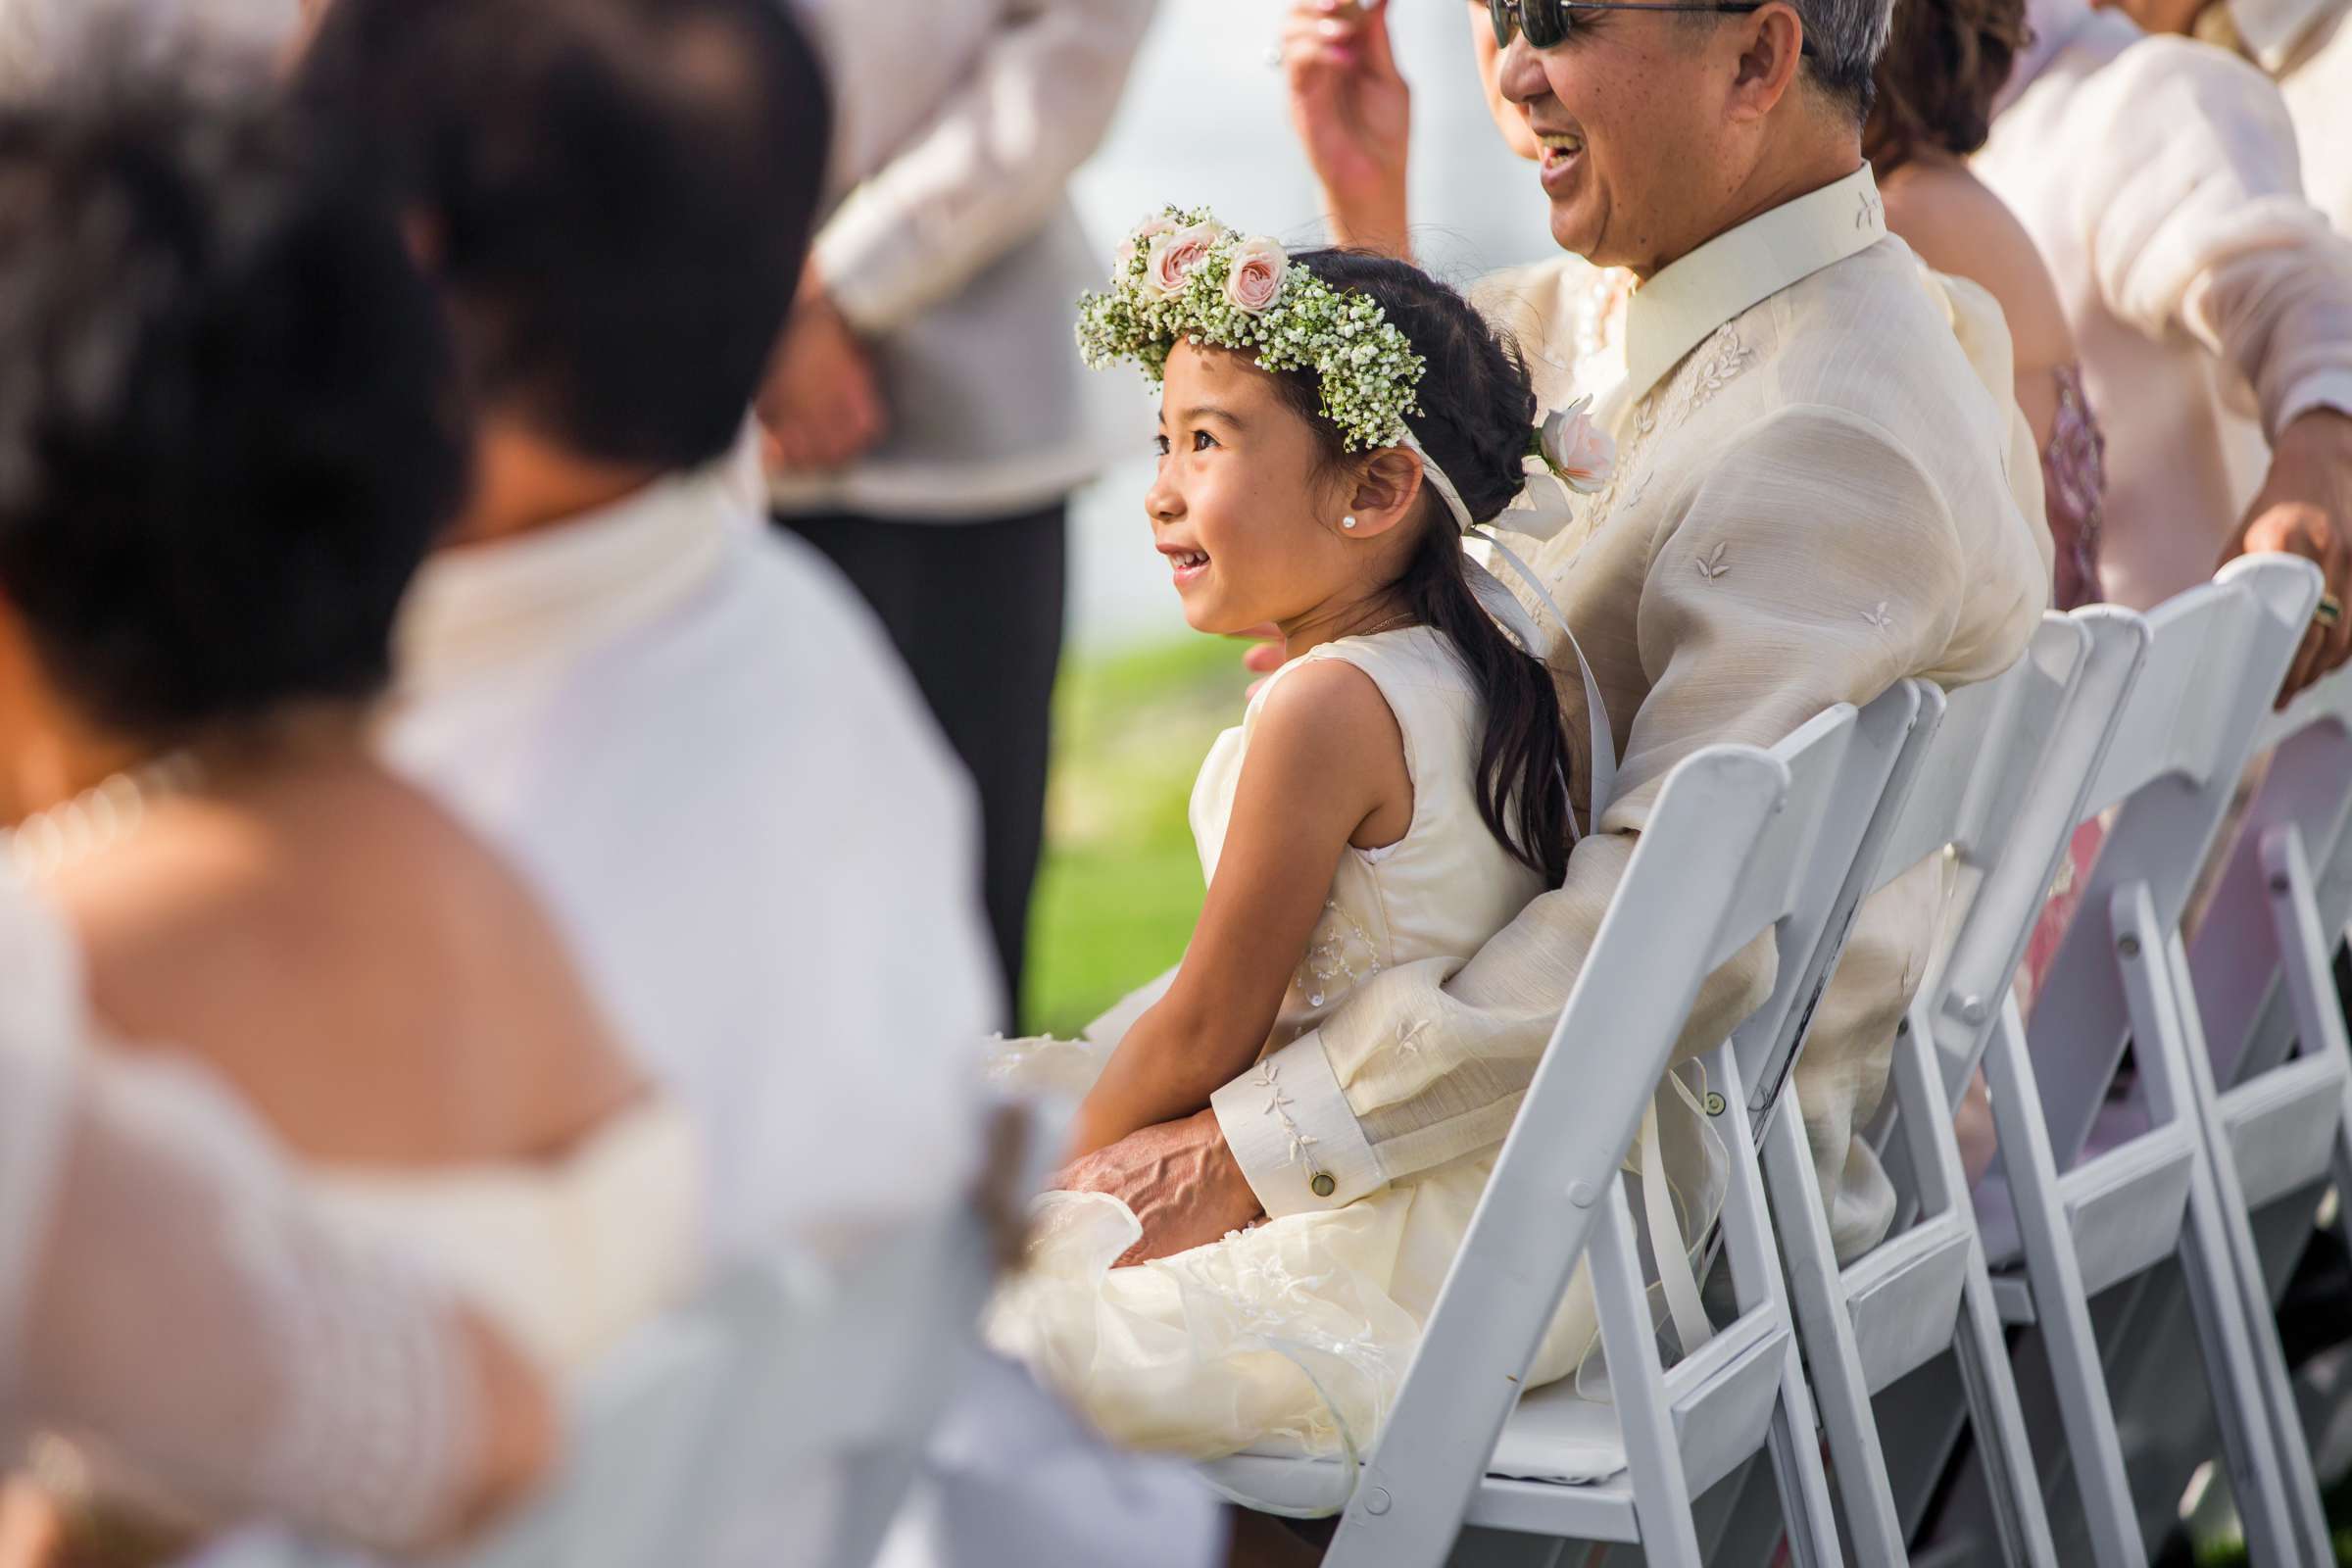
[1076,205,1425,452]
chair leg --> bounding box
[2163,924,2335,1567]
[2110,885,2306,1566]
[1589,1173,1704,1568]
[1713,1054,1841,1568]
[1982,1000,2150,1568]
[1760,1096,1910,1563]
[1894,1017,2059,1568]
[1765,1329,1843,1568]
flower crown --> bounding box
[1076,207,1425,452]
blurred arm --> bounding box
[810,0,1158,333]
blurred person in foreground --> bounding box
[297,0,994,1272]
[293,2,1284,1562]
[765,0,1157,1028]
[1979,0,2352,689]
[1055,0,2052,1280]
[0,61,579,1562]
[0,874,549,1564]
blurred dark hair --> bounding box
[296,0,832,472]
[1863,0,2031,173]
[0,69,466,740]
[1266,249,1576,889]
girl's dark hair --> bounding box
[1862,0,2031,175]
[1268,249,1576,889]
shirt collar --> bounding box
[1620,163,1886,401]
[396,463,737,698]
[2225,0,2342,70]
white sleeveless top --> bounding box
[1190,625,1547,1048]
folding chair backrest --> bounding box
[2026,556,2322,1169]
[1346,708,1893,1567]
[1727,685,1925,1118]
[451,1197,995,1568]
[2192,656,2352,1088]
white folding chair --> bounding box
[457,1197,995,1568]
[211,1194,999,1568]
[2006,622,2352,1568]
[1756,610,2146,1568]
[1203,691,1919,1567]
[1963,557,2326,1568]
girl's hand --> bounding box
[1282,0,1412,258]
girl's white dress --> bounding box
[988,626,1712,1467]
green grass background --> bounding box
[1022,633,1247,1039]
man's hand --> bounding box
[758,274,887,474]
[1283,0,1412,257]
[1235,622,1286,698]
[2224,409,2352,700]
[1051,1108,1264,1265]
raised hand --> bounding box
[1282,0,1412,258]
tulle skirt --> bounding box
[980,1034,1600,1465]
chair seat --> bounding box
[1976,1091,2151,1268]
[1204,1379,1630,1511]
[1204,1382,1639,1544]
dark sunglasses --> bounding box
[1489,0,1797,50]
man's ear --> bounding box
[1338,447,1430,540]
[1727,2,1806,121]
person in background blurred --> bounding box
[1979,0,2352,691]
[1864,0,2107,611]
[767,0,1159,1028]
[2089,0,2350,234]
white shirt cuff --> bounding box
[1210,1035,1384,1218]
[2276,369,2352,433]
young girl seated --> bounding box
[988,214,1682,1467]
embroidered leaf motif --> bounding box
[1693,542,1731,581]
[1670,327,1757,426]
[1862,602,1895,631]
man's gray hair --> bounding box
[1788,0,1889,122]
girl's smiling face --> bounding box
[1145,341,1376,637]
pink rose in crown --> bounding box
[1117,214,1179,272]
[1539,396,1616,495]
[1144,221,1224,301]
[1224,236,1289,315]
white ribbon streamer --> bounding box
[1396,430,1620,840]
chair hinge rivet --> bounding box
[1364,1488,1393,1516]
[1568,1181,1600,1208]
[2118,934,2141,959]
[1703,1092,1727,1116]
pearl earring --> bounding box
[1342,515,1358,529]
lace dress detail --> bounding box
[0,858,478,1552]
[2042,364,2108,612]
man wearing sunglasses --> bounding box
[1074,0,2053,1385]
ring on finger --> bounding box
[2318,593,2344,629]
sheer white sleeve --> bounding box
[0,874,482,1552]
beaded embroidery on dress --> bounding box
[985,627,1711,1478]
